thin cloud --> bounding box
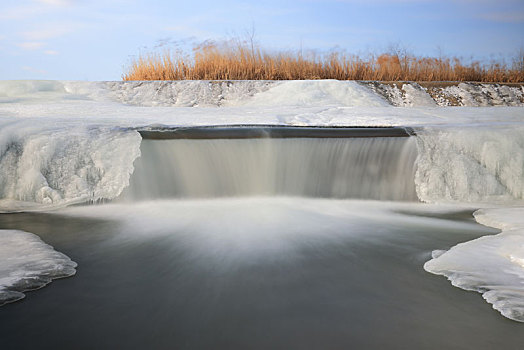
[164,25,217,40]
[22,23,76,40]
[0,0,74,20]
[22,66,48,74]
[0,5,44,20]
[44,49,59,55]
[17,42,46,50]
[34,0,73,6]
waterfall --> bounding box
[121,137,418,201]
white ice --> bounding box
[0,229,76,305]
[425,207,524,322]
[0,119,141,211]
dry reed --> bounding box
[123,41,524,82]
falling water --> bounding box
[121,136,418,201]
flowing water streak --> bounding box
[121,137,418,201]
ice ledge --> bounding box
[0,229,77,306]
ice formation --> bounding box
[414,126,524,204]
[0,229,76,305]
[0,119,141,210]
[425,208,524,322]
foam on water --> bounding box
[0,229,76,305]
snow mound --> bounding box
[239,80,389,107]
[104,80,274,107]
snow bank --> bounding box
[0,229,76,305]
[104,80,274,107]
[436,83,524,107]
[0,80,107,104]
[106,80,524,107]
[365,82,437,107]
[238,80,389,107]
[104,80,388,107]
[425,207,524,322]
[2,80,521,108]
[365,82,524,107]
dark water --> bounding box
[0,199,522,350]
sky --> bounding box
[1,0,523,80]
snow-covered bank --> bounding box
[364,82,524,107]
[425,208,524,322]
[1,80,522,108]
[0,229,76,305]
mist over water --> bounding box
[3,198,522,350]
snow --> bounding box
[0,229,76,305]
[439,83,524,107]
[235,80,389,107]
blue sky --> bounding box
[1,0,523,80]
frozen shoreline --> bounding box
[0,229,76,306]
[425,208,524,322]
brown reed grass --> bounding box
[123,41,524,82]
